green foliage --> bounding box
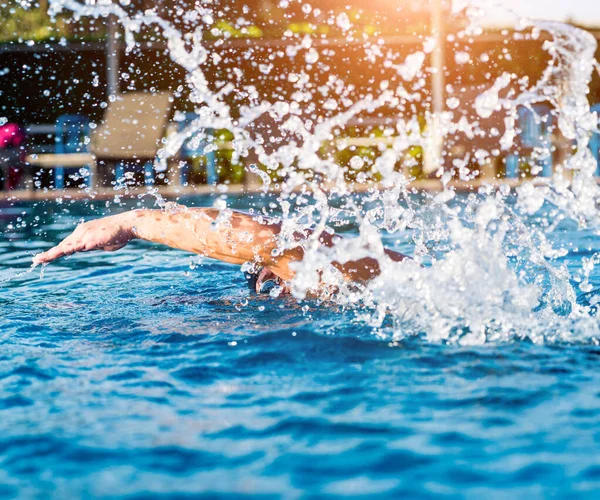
[214,148,245,184]
[404,145,425,179]
[335,146,380,183]
[183,133,427,186]
[0,6,69,43]
[184,129,244,184]
[210,20,263,39]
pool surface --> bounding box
[1,194,600,498]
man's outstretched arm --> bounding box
[33,207,406,284]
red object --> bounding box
[0,123,25,149]
[0,123,26,190]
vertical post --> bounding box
[431,0,445,119]
[424,0,445,175]
[205,130,218,185]
[106,15,119,98]
[54,117,65,189]
[591,131,600,177]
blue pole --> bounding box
[144,161,154,186]
[54,116,65,189]
[206,147,217,185]
[178,112,218,186]
[590,104,600,176]
[115,162,124,184]
[505,155,519,178]
[55,114,91,189]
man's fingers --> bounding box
[32,219,129,265]
[32,246,68,265]
[33,242,77,265]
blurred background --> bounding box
[1,0,600,189]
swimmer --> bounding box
[32,206,407,294]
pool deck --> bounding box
[0,177,569,203]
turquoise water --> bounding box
[1,194,600,498]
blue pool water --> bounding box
[1,194,600,498]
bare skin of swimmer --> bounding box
[32,207,407,292]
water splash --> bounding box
[0,262,46,286]
[20,0,600,344]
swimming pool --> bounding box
[1,193,600,498]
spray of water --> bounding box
[19,0,600,344]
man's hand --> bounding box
[33,213,135,265]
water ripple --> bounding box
[0,198,599,496]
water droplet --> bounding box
[305,49,319,64]
[446,97,460,109]
[455,51,470,64]
[336,13,351,31]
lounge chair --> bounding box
[26,91,172,189]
